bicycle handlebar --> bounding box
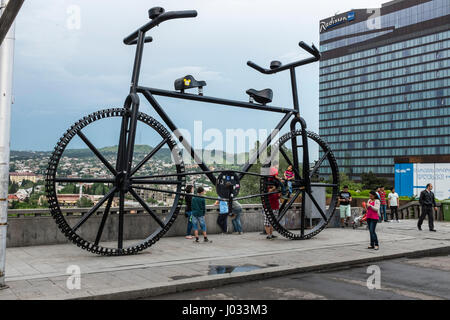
[124,10,198,45]
[247,41,321,75]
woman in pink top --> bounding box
[366,191,381,250]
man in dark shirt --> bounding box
[339,186,352,228]
[418,183,438,232]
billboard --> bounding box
[395,163,450,199]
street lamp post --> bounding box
[0,0,16,289]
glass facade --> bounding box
[319,0,450,180]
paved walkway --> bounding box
[1,220,449,300]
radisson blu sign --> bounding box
[320,11,355,33]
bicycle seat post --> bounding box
[130,31,146,94]
[289,67,300,114]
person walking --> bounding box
[191,187,212,243]
[366,191,380,250]
[338,186,352,228]
[388,187,400,222]
[379,186,388,222]
[215,199,229,234]
[184,185,194,239]
[230,200,243,234]
[418,183,438,232]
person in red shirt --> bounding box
[378,186,387,222]
[264,185,280,240]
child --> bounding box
[191,187,212,243]
[214,199,229,234]
[284,165,295,195]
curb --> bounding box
[74,245,450,300]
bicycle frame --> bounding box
[118,20,319,202]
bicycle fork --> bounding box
[290,116,310,237]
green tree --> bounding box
[60,184,79,194]
[361,171,388,190]
[20,179,34,189]
[76,197,94,208]
[8,181,19,194]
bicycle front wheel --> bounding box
[45,108,185,256]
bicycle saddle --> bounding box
[246,88,273,105]
[174,75,207,93]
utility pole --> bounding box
[0,0,18,289]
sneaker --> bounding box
[185,235,193,239]
[271,235,278,239]
[430,229,437,232]
[194,238,200,243]
[266,235,273,240]
[204,238,212,243]
[238,232,243,235]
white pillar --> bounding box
[0,0,15,289]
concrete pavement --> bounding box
[151,256,450,300]
[0,220,449,300]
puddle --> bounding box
[208,264,278,275]
[170,275,202,281]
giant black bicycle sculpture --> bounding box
[45,7,339,256]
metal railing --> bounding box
[7,204,270,218]
[397,202,443,221]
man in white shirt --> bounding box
[388,188,400,222]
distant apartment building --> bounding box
[319,0,450,180]
[9,172,42,184]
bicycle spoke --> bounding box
[77,131,118,176]
[94,195,114,246]
[306,190,328,222]
[54,177,115,184]
[72,187,117,232]
[130,138,169,176]
[277,190,301,222]
[310,150,330,179]
[235,191,280,201]
[129,188,165,228]
[118,191,124,249]
[279,147,302,179]
[131,179,181,185]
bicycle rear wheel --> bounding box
[260,130,339,240]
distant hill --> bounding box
[10,145,256,164]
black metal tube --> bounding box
[130,32,145,92]
[124,10,198,45]
[138,87,296,114]
[247,56,318,75]
[290,67,299,111]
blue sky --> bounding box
[10,0,386,151]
